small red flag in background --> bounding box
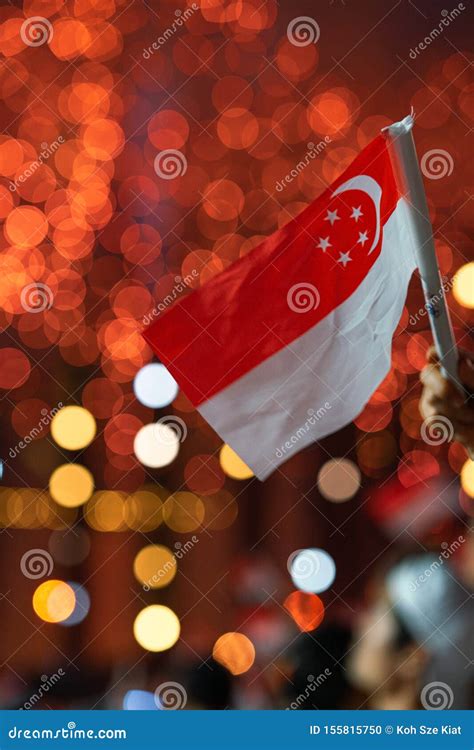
[144,134,417,480]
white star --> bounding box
[317,236,332,252]
[351,206,363,222]
[337,252,352,267]
[357,230,369,247]
[324,209,340,226]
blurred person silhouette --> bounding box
[347,552,473,709]
[284,624,353,710]
[183,659,233,710]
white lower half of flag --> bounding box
[200,199,417,480]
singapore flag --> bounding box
[144,131,418,480]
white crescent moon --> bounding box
[331,174,382,254]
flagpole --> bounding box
[383,114,461,391]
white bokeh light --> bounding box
[133,423,180,468]
[288,548,336,593]
[133,363,178,409]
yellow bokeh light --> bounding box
[133,605,180,652]
[460,459,474,498]
[85,491,126,531]
[212,632,255,675]
[203,490,238,530]
[51,405,96,450]
[163,491,205,533]
[36,492,78,529]
[219,444,254,480]
[33,580,76,623]
[133,544,177,589]
[6,488,37,528]
[124,489,165,532]
[49,464,94,507]
[318,458,361,502]
[453,263,474,309]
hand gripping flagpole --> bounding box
[384,113,461,391]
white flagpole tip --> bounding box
[381,111,415,136]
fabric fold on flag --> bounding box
[143,132,418,480]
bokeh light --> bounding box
[317,458,360,501]
[219,444,254,480]
[133,423,180,468]
[123,690,157,711]
[133,605,180,652]
[212,632,255,675]
[85,490,127,532]
[453,263,474,308]
[283,591,325,632]
[49,464,94,507]
[133,363,179,408]
[32,580,75,624]
[48,527,91,566]
[124,488,165,532]
[133,544,177,589]
[289,548,336,593]
[163,492,205,533]
[51,405,96,450]
[460,459,474,498]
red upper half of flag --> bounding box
[143,134,399,406]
